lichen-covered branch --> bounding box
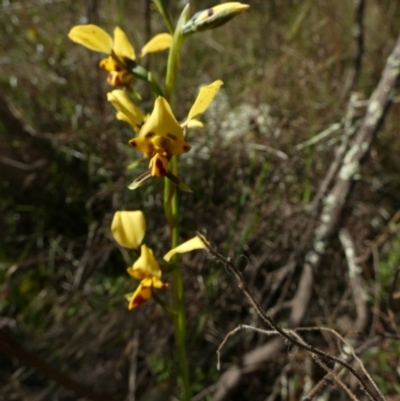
[290,31,400,327]
[342,0,365,97]
[212,29,400,401]
[339,228,369,334]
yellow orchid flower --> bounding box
[128,80,223,191]
[183,2,250,35]
[111,211,168,309]
[126,245,168,309]
[68,24,172,86]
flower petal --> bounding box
[151,276,168,289]
[186,119,204,129]
[111,210,146,249]
[129,136,154,155]
[127,276,168,310]
[187,80,223,122]
[107,90,145,130]
[113,26,135,60]
[128,244,162,278]
[163,235,209,262]
[140,33,173,57]
[140,97,184,141]
[165,171,193,193]
[99,56,118,71]
[128,280,152,309]
[167,138,191,155]
[128,170,153,191]
[68,24,113,54]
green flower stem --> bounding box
[164,157,191,401]
[165,4,190,101]
[163,5,191,400]
[171,161,191,401]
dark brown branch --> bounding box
[203,244,381,401]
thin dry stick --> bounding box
[298,327,386,401]
[192,384,219,401]
[128,330,139,401]
[217,324,385,401]
[288,330,359,401]
[360,209,400,263]
[387,267,400,336]
[218,326,358,401]
[202,242,381,401]
[342,0,366,98]
[369,246,381,338]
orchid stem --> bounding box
[165,4,190,101]
[163,4,192,400]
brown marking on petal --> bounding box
[167,133,177,140]
[156,158,167,176]
[131,295,147,308]
[207,8,214,17]
[147,143,155,154]
[110,73,121,86]
[115,65,122,72]
[183,145,191,152]
[129,139,137,148]
[145,132,155,139]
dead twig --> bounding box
[128,330,139,401]
[203,243,382,401]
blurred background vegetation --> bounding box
[1,0,400,400]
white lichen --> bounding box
[365,100,382,126]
